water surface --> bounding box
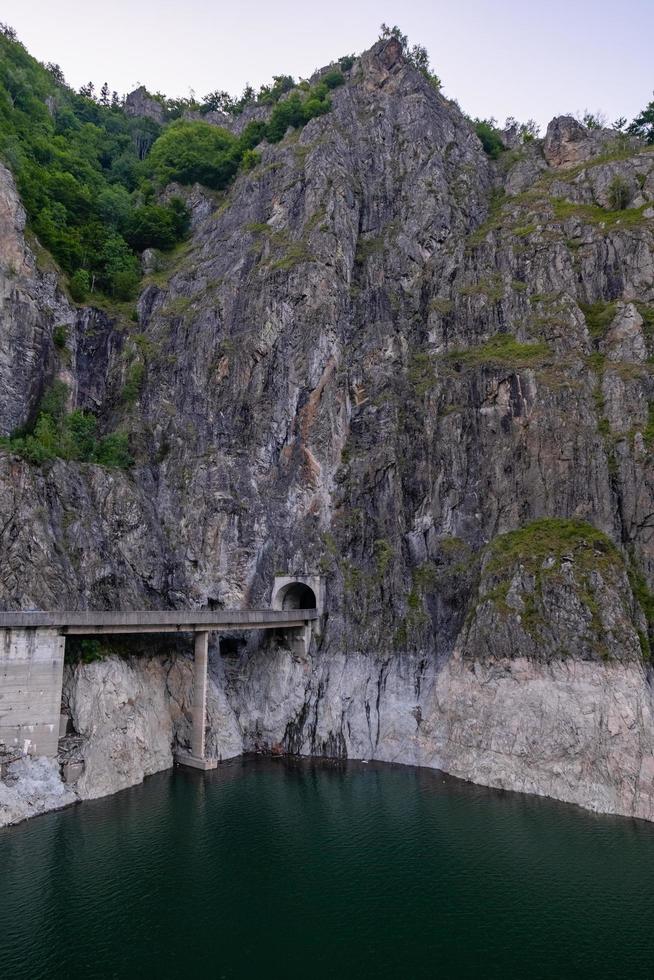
[1,758,653,979]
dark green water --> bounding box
[1,759,653,980]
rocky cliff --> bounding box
[1,39,654,826]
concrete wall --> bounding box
[0,628,65,757]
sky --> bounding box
[3,0,652,130]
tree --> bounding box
[581,110,607,130]
[258,75,295,104]
[628,94,654,143]
[379,23,408,47]
[45,62,65,85]
[378,23,441,89]
[202,89,234,113]
[99,82,110,106]
[69,269,90,302]
[111,90,121,109]
[148,120,240,189]
[474,119,505,158]
[97,235,140,298]
[0,22,17,40]
[124,204,179,251]
[79,81,95,99]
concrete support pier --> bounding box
[175,631,217,771]
[0,628,65,757]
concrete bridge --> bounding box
[0,576,323,771]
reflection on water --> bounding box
[1,757,653,979]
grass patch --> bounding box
[270,241,313,271]
[466,188,506,246]
[636,303,654,342]
[513,224,537,238]
[643,402,654,447]
[429,297,453,315]
[407,351,438,396]
[354,235,385,265]
[486,518,620,579]
[458,275,504,303]
[579,301,617,340]
[447,334,550,369]
[552,200,651,229]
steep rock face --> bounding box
[0,163,72,434]
[64,656,174,799]
[1,40,654,821]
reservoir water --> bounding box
[1,757,653,979]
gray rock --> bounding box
[0,756,75,827]
[124,86,165,123]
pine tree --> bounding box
[45,62,65,85]
[100,82,110,106]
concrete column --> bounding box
[0,628,65,758]
[175,630,217,771]
[191,630,209,759]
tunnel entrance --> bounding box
[276,582,317,610]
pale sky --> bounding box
[3,0,653,129]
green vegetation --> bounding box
[0,381,132,467]
[429,297,453,314]
[447,334,550,368]
[473,119,505,159]
[459,275,504,302]
[407,351,437,396]
[487,518,619,578]
[579,300,617,340]
[643,401,654,447]
[378,23,441,88]
[552,199,649,228]
[607,175,631,211]
[52,324,68,349]
[0,24,343,301]
[627,565,654,660]
[0,27,188,300]
[374,538,395,576]
[628,95,654,143]
[148,121,241,189]
[483,519,634,658]
[200,64,343,118]
[133,77,336,190]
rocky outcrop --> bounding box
[0,756,75,826]
[543,115,623,168]
[1,40,654,825]
[64,656,175,799]
[124,86,165,123]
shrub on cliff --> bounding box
[607,175,631,211]
[147,80,335,187]
[473,119,505,159]
[148,121,241,190]
[0,382,133,468]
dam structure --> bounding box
[0,577,322,771]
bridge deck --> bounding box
[0,608,318,635]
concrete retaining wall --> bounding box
[0,628,65,757]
